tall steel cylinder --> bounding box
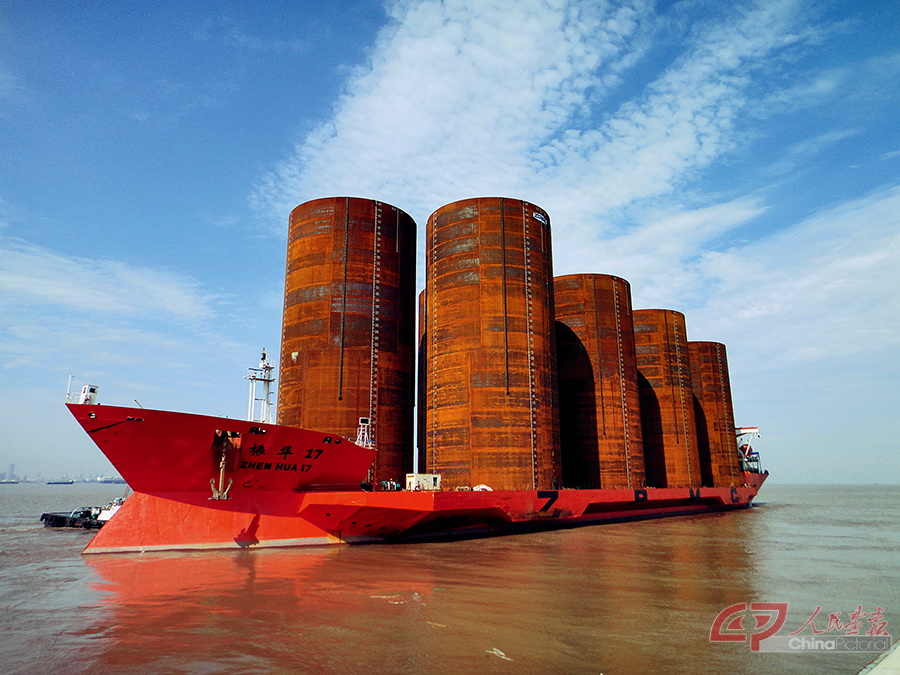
[278,197,416,485]
[554,274,645,489]
[424,197,560,490]
[632,309,701,488]
[689,341,741,487]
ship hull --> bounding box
[82,480,765,554]
[67,403,767,555]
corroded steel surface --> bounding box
[278,197,416,485]
[424,197,560,490]
[688,341,742,487]
[632,309,701,488]
[554,274,645,489]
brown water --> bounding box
[0,483,896,674]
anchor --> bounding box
[210,432,234,500]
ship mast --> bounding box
[245,349,275,423]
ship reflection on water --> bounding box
[78,510,770,674]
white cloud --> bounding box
[0,237,218,321]
[0,235,246,391]
[250,0,838,322]
[681,186,900,482]
[747,68,847,119]
[224,28,309,54]
[190,15,311,54]
[761,128,862,180]
[253,0,822,273]
[533,0,819,229]
[691,185,900,365]
[0,234,259,424]
[253,0,656,225]
[573,196,768,304]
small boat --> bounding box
[47,479,75,485]
[40,496,127,530]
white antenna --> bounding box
[245,349,275,423]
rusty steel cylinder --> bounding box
[554,274,645,489]
[688,341,742,487]
[278,197,416,485]
[632,309,701,488]
[424,197,560,490]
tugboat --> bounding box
[40,496,127,530]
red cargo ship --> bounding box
[64,197,768,554]
[66,400,766,555]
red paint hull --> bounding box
[67,404,767,554]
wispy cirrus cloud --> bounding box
[253,0,824,236]
[0,234,250,408]
[561,196,769,307]
[692,185,900,364]
[252,0,833,303]
[532,0,823,231]
[253,0,656,224]
[0,237,217,321]
[223,27,309,54]
[251,0,897,358]
[249,0,892,329]
[189,15,311,54]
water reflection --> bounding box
[78,510,770,674]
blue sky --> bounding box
[1,0,897,483]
